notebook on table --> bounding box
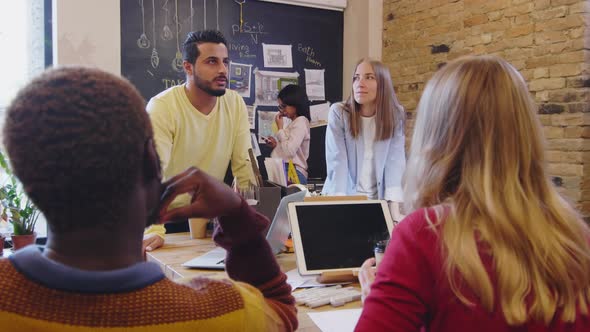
[182,190,307,269]
[287,200,394,275]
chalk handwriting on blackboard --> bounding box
[306,56,322,67]
[297,43,322,67]
[162,78,185,89]
[229,43,256,59]
[298,44,315,58]
[231,21,269,45]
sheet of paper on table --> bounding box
[307,308,363,332]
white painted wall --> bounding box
[342,0,383,98]
[52,0,120,75]
[52,0,382,97]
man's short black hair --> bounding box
[3,66,152,233]
[182,30,228,64]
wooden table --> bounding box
[146,232,362,331]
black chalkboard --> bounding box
[121,0,343,180]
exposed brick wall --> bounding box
[383,0,590,215]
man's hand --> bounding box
[142,233,164,253]
[159,167,242,222]
[359,258,376,304]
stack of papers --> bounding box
[310,102,330,128]
[287,268,361,331]
[264,157,287,186]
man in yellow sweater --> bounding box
[143,30,255,251]
[0,66,296,331]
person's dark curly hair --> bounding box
[182,29,228,64]
[3,66,152,233]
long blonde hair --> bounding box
[344,58,405,141]
[404,55,590,325]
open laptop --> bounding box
[182,190,307,269]
[287,200,394,275]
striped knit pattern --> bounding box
[0,259,247,328]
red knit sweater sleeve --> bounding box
[213,198,297,331]
[355,209,438,332]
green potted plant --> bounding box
[0,151,40,250]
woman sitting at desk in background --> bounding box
[322,58,406,216]
[264,84,311,184]
[355,55,590,331]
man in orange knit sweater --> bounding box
[0,66,297,331]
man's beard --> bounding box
[194,72,226,97]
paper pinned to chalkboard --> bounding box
[230,61,252,98]
[310,102,330,128]
[247,105,255,130]
[305,68,326,101]
[262,43,293,68]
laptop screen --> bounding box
[292,201,392,272]
[182,190,308,270]
[265,190,307,254]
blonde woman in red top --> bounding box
[356,55,590,331]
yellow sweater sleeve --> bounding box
[144,98,172,238]
[147,98,175,174]
[144,224,166,239]
[230,94,255,189]
[234,281,292,331]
